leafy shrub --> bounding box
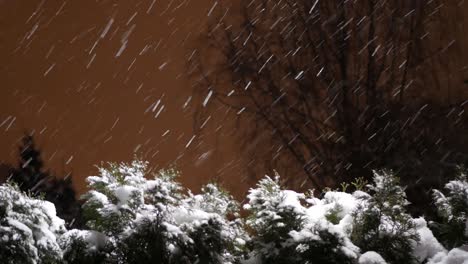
[244,176,358,264]
[351,170,420,264]
[2,158,468,264]
[80,160,245,263]
[59,229,109,264]
[0,183,65,264]
[431,167,468,249]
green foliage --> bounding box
[7,134,82,228]
[192,183,240,217]
[81,160,148,235]
[340,182,350,192]
[59,229,109,264]
[431,167,468,249]
[351,177,368,192]
[244,176,357,264]
[145,168,184,206]
[325,204,343,225]
[0,183,65,264]
[296,229,356,264]
[351,170,419,264]
[115,215,173,264]
[3,160,468,263]
[116,184,245,264]
[175,218,231,264]
[80,160,245,264]
[244,176,305,263]
[245,177,305,243]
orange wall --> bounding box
[0,0,466,197]
[0,0,249,197]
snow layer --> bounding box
[359,251,387,264]
[413,217,447,262]
[428,248,468,264]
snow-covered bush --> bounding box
[351,170,420,263]
[81,160,149,236]
[174,183,247,263]
[115,183,246,264]
[0,183,66,264]
[431,167,468,249]
[80,160,245,263]
[358,251,387,264]
[2,158,467,264]
[59,229,109,264]
[114,212,175,263]
[412,217,447,263]
[427,248,468,264]
[243,176,358,264]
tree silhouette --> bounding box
[14,135,46,192]
[9,134,83,228]
[191,0,468,214]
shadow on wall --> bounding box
[190,0,468,216]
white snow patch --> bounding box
[359,251,387,264]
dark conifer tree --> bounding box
[13,134,47,193]
[9,134,83,228]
